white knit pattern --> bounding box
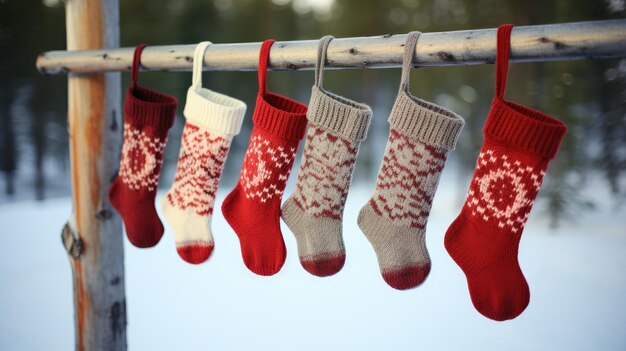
[241,133,296,203]
[467,149,544,233]
[165,124,230,216]
[119,122,166,191]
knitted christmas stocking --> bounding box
[444,25,567,321]
[161,42,246,264]
[109,44,177,248]
[358,32,464,290]
[221,40,308,276]
[282,36,372,277]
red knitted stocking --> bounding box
[109,44,177,248]
[444,25,567,321]
[221,40,308,276]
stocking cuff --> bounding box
[252,92,308,141]
[389,91,465,151]
[307,86,372,141]
[183,87,247,136]
[124,86,177,132]
[486,98,567,159]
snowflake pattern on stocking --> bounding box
[166,124,230,216]
[370,129,447,229]
[119,122,166,191]
[291,126,358,220]
[241,132,297,203]
[466,149,545,233]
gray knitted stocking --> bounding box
[358,31,465,290]
[282,35,372,277]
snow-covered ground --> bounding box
[1,168,625,350]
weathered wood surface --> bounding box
[64,0,126,350]
[37,19,626,75]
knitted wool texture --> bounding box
[282,36,372,277]
[358,32,464,290]
[161,42,246,264]
[109,44,177,248]
[444,24,567,321]
[222,39,308,276]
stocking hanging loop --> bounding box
[131,44,147,88]
[399,31,421,94]
[314,35,334,88]
[258,39,276,96]
[495,24,514,99]
[192,41,212,89]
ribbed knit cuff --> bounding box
[252,92,308,141]
[183,87,247,136]
[485,98,567,159]
[124,86,177,132]
[307,86,372,141]
[389,91,465,150]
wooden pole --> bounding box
[63,0,126,350]
[36,19,626,75]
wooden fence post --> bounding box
[62,0,126,350]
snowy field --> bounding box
[1,168,625,350]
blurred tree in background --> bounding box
[0,0,624,227]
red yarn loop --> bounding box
[495,24,514,99]
[131,44,148,88]
[258,39,276,96]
